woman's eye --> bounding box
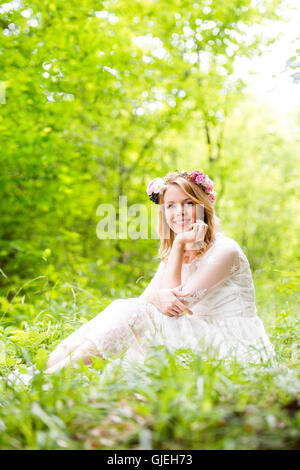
[167,202,193,208]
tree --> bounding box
[0,0,286,283]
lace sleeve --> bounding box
[176,242,240,307]
[139,261,165,301]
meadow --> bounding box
[0,264,299,450]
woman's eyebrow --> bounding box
[165,198,192,203]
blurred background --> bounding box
[0,0,299,308]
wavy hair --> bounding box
[155,173,221,263]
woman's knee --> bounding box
[74,338,98,356]
[71,339,105,364]
[46,344,76,369]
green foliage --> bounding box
[0,0,299,451]
[0,0,287,283]
[0,267,299,450]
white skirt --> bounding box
[46,298,276,373]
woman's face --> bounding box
[163,184,198,234]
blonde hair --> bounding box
[156,173,221,263]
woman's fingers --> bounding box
[191,221,206,240]
[194,220,207,241]
[175,299,193,315]
[165,302,184,317]
[167,307,192,317]
[170,305,183,316]
[165,310,178,317]
[165,303,193,317]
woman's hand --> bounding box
[145,288,193,317]
[175,219,208,248]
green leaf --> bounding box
[33,348,49,371]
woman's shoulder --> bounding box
[214,232,249,264]
[214,231,240,249]
[208,231,236,251]
[188,231,239,267]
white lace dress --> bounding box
[46,232,276,373]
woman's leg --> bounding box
[46,331,90,370]
[45,305,113,371]
[46,343,78,370]
[45,298,161,374]
[45,337,105,374]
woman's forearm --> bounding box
[160,237,185,289]
[139,289,156,303]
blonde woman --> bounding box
[46,170,275,374]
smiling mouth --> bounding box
[174,220,191,224]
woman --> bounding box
[45,170,275,374]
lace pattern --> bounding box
[229,262,240,274]
[176,284,207,305]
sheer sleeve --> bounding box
[139,261,166,301]
[176,242,240,307]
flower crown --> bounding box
[146,170,216,205]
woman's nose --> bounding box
[175,204,185,215]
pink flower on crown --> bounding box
[146,177,165,196]
[206,182,214,192]
[195,173,205,184]
[208,190,216,203]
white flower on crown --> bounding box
[146,177,165,196]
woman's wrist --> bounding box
[160,237,185,289]
[173,236,185,250]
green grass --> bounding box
[0,268,299,450]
